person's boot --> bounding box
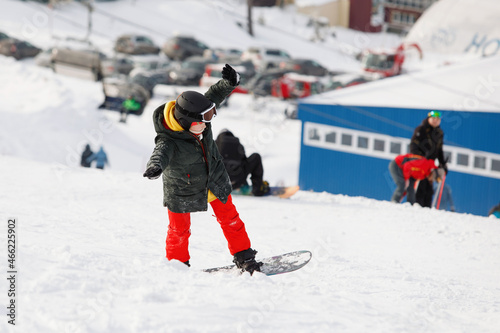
[233,248,263,275]
[252,180,270,196]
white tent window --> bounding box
[341,134,352,146]
[325,132,336,143]
[358,137,369,149]
[457,153,469,166]
[374,139,385,152]
[390,142,402,154]
[492,160,500,172]
[474,156,487,169]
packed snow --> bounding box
[1,1,499,332]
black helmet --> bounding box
[174,91,216,130]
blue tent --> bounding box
[298,56,500,216]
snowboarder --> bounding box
[215,129,270,196]
[143,64,262,274]
[389,153,438,205]
[80,144,93,168]
[86,146,109,170]
[410,111,448,207]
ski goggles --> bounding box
[199,103,217,123]
[428,110,442,118]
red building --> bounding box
[349,0,381,32]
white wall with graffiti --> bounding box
[405,0,500,57]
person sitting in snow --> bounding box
[86,146,109,170]
[215,129,270,196]
[142,64,263,274]
[389,153,438,205]
[120,95,142,123]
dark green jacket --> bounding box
[146,79,235,213]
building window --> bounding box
[374,139,385,152]
[390,142,401,154]
[325,132,336,143]
[444,151,452,164]
[309,129,320,141]
[392,11,401,23]
[341,134,352,146]
[457,153,469,166]
[474,156,486,169]
[492,159,500,172]
[358,137,369,149]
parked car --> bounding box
[99,77,150,116]
[200,61,255,91]
[51,47,104,81]
[203,47,242,62]
[101,56,135,77]
[114,34,160,55]
[0,38,41,60]
[240,46,291,71]
[168,56,214,86]
[279,58,329,77]
[237,68,291,97]
[162,36,209,61]
[271,72,323,99]
[128,55,172,77]
[130,69,173,96]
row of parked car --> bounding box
[1,30,365,117]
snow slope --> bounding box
[1,1,500,332]
[1,155,500,332]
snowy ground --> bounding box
[1,155,500,333]
[1,1,500,332]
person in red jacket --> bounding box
[389,154,438,204]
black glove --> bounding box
[143,165,162,179]
[221,64,240,86]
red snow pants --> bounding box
[166,194,251,262]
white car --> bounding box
[241,46,291,71]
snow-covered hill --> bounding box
[1,1,499,332]
[2,155,500,332]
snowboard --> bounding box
[203,250,312,276]
[232,185,300,199]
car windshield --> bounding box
[136,36,154,45]
[362,53,395,70]
[267,49,290,58]
[182,61,206,70]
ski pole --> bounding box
[436,173,446,210]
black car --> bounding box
[0,38,41,60]
[279,58,329,77]
[162,36,209,61]
[168,56,214,86]
[130,69,173,96]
